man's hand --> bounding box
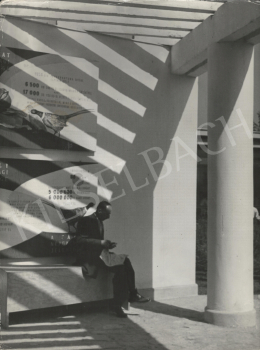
[101,240,117,249]
[101,240,111,249]
[109,242,117,249]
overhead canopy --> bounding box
[0,0,223,46]
[5,0,259,77]
[171,2,260,76]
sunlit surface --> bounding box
[0,156,118,253]
[1,336,94,343]
[10,273,83,304]
[0,12,169,334]
[0,161,101,252]
[1,297,251,350]
[4,261,42,265]
[10,61,97,112]
[8,347,100,350]
[97,112,136,143]
[62,56,99,81]
[0,194,66,247]
[1,328,87,335]
[3,347,101,350]
[89,146,126,174]
[98,80,146,117]
[1,18,57,55]
[3,320,81,327]
[58,29,158,90]
[3,18,158,91]
[1,17,142,149]
[134,43,170,63]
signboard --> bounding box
[0,47,98,152]
[0,159,99,258]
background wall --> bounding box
[1,17,198,296]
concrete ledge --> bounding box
[0,266,113,328]
[140,284,198,301]
[205,307,256,327]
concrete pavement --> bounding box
[0,295,260,350]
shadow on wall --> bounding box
[1,17,197,292]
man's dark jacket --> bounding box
[75,213,104,277]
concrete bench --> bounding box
[0,257,114,328]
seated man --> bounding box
[75,200,150,318]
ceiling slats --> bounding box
[109,34,181,46]
[0,0,224,46]
[56,21,190,38]
[0,0,223,12]
[0,2,219,21]
[3,10,200,30]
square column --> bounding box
[205,42,256,327]
[152,75,199,298]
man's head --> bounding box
[96,201,112,221]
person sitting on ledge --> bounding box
[74,200,150,318]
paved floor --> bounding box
[1,296,260,350]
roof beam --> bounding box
[0,0,223,46]
[15,18,181,45]
[171,2,260,76]
[71,0,222,11]
[110,35,180,46]
[12,11,199,30]
[56,21,190,38]
[1,0,222,12]
[0,0,222,21]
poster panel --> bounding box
[0,159,99,259]
[0,46,98,152]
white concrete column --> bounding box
[205,42,256,327]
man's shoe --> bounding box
[111,305,128,318]
[129,291,150,303]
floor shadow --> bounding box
[131,300,205,324]
[8,301,106,325]
[3,302,171,350]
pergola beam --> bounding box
[55,21,190,38]
[0,5,216,22]
[107,34,180,46]
[171,2,260,76]
[0,0,222,14]
[13,12,199,30]
[0,0,223,46]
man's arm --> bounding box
[76,216,112,248]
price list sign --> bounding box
[0,47,98,152]
[0,159,98,259]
